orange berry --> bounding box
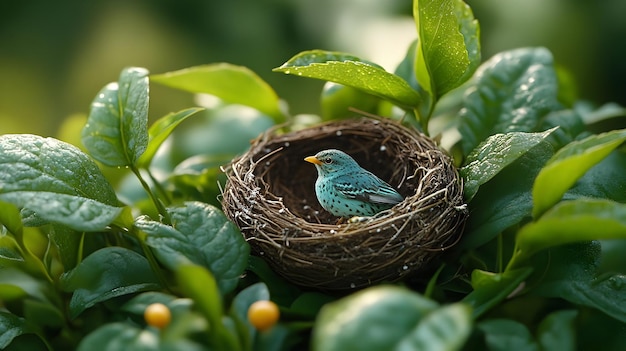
[144,303,171,329]
[247,300,280,331]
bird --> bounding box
[304,149,404,217]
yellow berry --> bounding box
[144,303,171,329]
[247,300,280,331]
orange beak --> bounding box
[304,156,323,165]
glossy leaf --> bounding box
[461,128,556,201]
[509,199,626,269]
[458,48,561,155]
[537,310,577,351]
[312,286,439,351]
[565,150,626,204]
[274,50,422,109]
[532,242,626,323]
[0,134,122,231]
[136,107,204,168]
[462,268,533,318]
[136,201,249,294]
[152,64,284,122]
[460,142,553,249]
[0,312,36,349]
[532,129,626,217]
[49,224,82,270]
[61,247,160,318]
[82,67,149,166]
[177,264,240,350]
[78,322,205,351]
[395,303,472,351]
[478,319,538,351]
[414,0,480,99]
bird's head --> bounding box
[304,149,359,175]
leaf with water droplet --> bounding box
[461,128,556,202]
[0,134,123,231]
[274,50,422,110]
[413,0,480,102]
[458,48,562,156]
[135,201,249,295]
[82,67,149,167]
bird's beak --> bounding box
[304,156,323,165]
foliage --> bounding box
[1,0,626,349]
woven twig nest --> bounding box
[222,118,467,290]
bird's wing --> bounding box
[333,173,404,205]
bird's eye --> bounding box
[324,157,332,164]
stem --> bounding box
[130,165,171,224]
[133,228,171,291]
[146,169,172,206]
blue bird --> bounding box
[304,149,404,217]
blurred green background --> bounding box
[1,0,624,137]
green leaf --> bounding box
[458,48,561,156]
[0,201,23,237]
[247,256,301,307]
[274,50,422,109]
[49,224,82,270]
[61,247,160,318]
[532,242,626,323]
[135,201,249,295]
[414,0,480,99]
[229,283,270,351]
[0,267,53,303]
[312,286,439,351]
[462,268,533,319]
[532,129,626,217]
[78,323,159,351]
[537,310,577,351]
[289,292,336,319]
[0,312,37,349]
[0,134,122,231]
[460,142,553,249]
[461,128,556,201]
[395,303,472,351]
[79,322,204,351]
[82,67,149,167]
[121,291,182,316]
[152,63,284,122]
[510,199,626,269]
[320,82,380,121]
[566,149,626,203]
[136,107,204,168]
[177,264,239,351]
[478,319,538,351]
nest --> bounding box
[222,118,467,290]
